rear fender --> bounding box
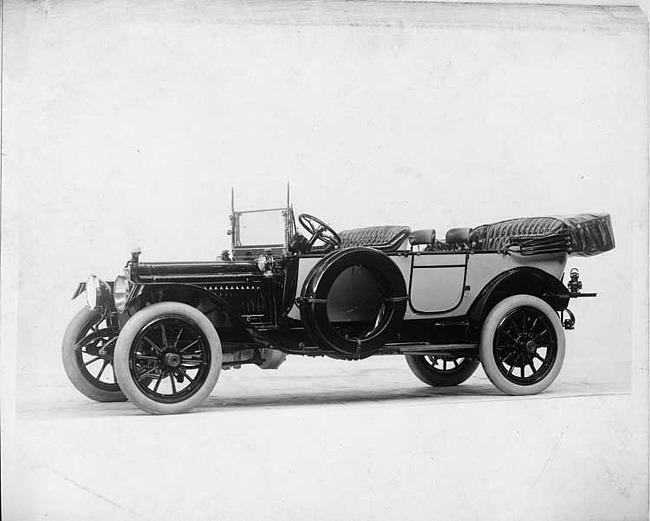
[468,267,570,324]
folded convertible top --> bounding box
[469,213,615,257]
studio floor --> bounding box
[3,355,646,521]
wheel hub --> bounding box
[163,351,181,368]
[505,333,538,367]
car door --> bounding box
[409,252,468,313]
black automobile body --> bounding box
[63,189,615,414]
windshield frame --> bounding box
[230,206,296,260]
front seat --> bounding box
[445,227,471,250]
[409,229,436,247]
[338,225,411,252]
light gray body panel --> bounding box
[287,248,567,321]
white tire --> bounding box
[480,295,565,395]
[114,302,222,414]
[62,307,127,402]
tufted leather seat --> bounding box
[339,225,411,252]
[469,217,566,251]
[337,214,612,256]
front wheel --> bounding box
[480,295,565,395]
[405,355,479,386]
[113,302,222,415]
[62,307,127,402]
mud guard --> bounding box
[299,247,408,359]
[467,266,571,324]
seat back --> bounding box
[339,225,411,252]
[427,227,471,251]
[409,229,436,246]
[470,217,564,251]
[445,227,471,249]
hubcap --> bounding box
[164,352,181,368]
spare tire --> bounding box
[300,247,408,359]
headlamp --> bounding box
[113,274,132,313]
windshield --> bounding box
[236,209,287,246]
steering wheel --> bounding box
[298,213,341,250]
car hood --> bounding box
[134,261,259,283]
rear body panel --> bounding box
[286,249,567,321]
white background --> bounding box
[1,1,648,520]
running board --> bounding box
[383,343,478,355]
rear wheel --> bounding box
[405,355,479,386]
[480,295,565,395]
[114,302,222,415]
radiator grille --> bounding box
[202,282,266,316]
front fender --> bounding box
[133,282,248,327]
[71,280,115,306]
[71,282,86,300]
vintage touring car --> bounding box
[63,190,615,414]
